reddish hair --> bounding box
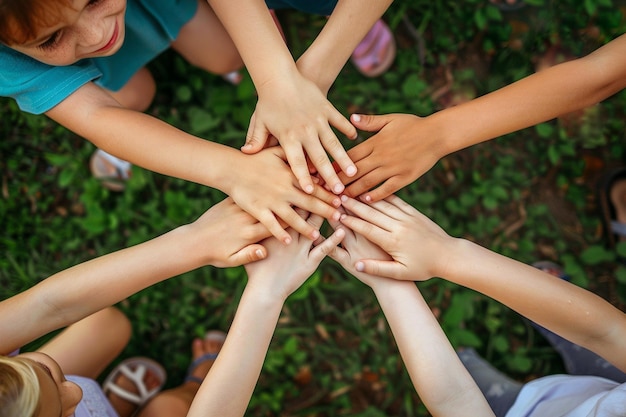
[0,0,72,45]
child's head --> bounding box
[0,0,126,66]
[0,353,82,417]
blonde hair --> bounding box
[0,356,40,417]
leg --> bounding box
[136,332,226,417]
[37,307,132,379]
[171,0,243,76]
[107,67,157,112]
[458,348,523,417]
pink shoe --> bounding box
[350,19,396,77]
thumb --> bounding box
[356,259,405,280]
[229,244,267,266]
[350,113,392,133]
[242,115,268,154]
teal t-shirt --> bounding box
[0,0,198,114]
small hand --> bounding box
[339,113,443,202]
[189,198,270,267]
[241,72,358,195]
[244,212,345,300]
[327,206,392,289]
[228,147,342,244]
[338,195,452,281]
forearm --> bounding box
[47,91,239,193]
[443,238,626,370]
[188,284,284,417]
[207,0,297,88]
[0,224,206,353]
[297,0,393,92]
[431,34,626,155]
[373,281,494,417]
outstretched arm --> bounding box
[187,214,345,417]
[329,215,493,416]
[47,82,342,243]
[338,195,626,372]
[206,0,359,195]
[296,0,393,93]
[0,198,269,354]
[341,34,626,201]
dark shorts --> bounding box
[265,0,337,15]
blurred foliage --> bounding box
[2,0,626,415]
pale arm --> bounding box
[0,198,268,354]
[328,213,492,416]
[297,0,393,93]
[206,0,358,195]
[46,82,342,243]
[375,281,494,417]
[338,195,626,373]
[342,34,626,200]
[187,214,345,417]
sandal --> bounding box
[89,149,132,192]
[184,330,227,384]
[598,167,626,249]
[102,357,167,407]
[350,19,396,78]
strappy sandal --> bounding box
[102,357,167,408]
[89,149,132,192]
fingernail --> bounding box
[364,195,372,202]
[340,195,348,203]
[333,211,341,221]
[284,236,292,245]
[256,249,264,258]
[333,198,341,207]
[352,114,361,123]
[340,214,347,221]
[242,143,251,149]
[356,261,364,272]
[305,184,314,194]
[311,230,320,239]
[333,183,344,194]
[346,165,357,176]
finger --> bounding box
[307,213,325,230]
[350,113,392,133]
[319,129,357,179]
[339,212,389,248]
[242,119,269,154]
[329,109,358,140]
[360,178,402,203]
[278,207,321,240]
[228,244,268,267]
[311,182,342,209]
[304,141,345,195]
[355,259,406,280]
[385,194,419,216]
[259,212,293,245]
[340,195,396,231]
[293,190,341,222]
[343,168,385,199]
[284,144,315,194]
[309,228,345,264]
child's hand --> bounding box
[244,212,345,301]
[338,114,443,202]
[188,198,271,267]
[338,195,453,281]
[326,211,392,290]
[227,146,342,245]
[241,72,357,196]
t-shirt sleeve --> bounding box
[0,46,102,115]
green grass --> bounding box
[2,1,626,415]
